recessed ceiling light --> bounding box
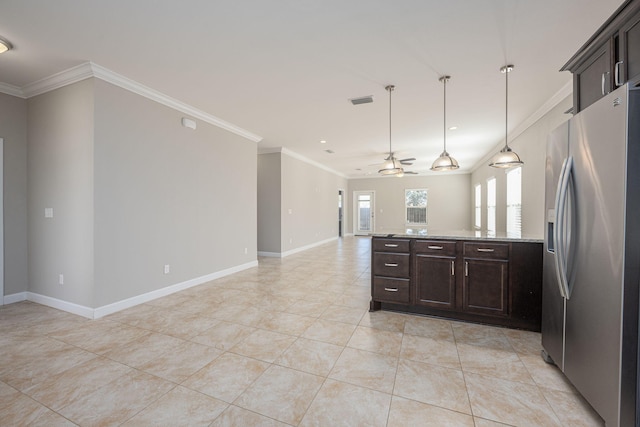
[0,37,13,54]
[449,126,458,130]
[320,140,327,144]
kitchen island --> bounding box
[370,230,543,331]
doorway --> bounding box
[353,191,375,235]
[1,138,4,305]
[338,190,344,237]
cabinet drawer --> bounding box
[414,240,456,256]
[373,253,410,278]
[373,277,410,304]
[372,238,410,253]
[463,242,509,260]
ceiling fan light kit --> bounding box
[377,85,418,177]
[431,75,460,172]
[0,37,12,54]
[489,64,524,169]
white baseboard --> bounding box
[4,292,27,305]
[93,260,258,318]
[2,260,259,319]
[257,251,281,257]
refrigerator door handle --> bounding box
[554,156,574,299]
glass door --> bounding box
[353,191,375,235]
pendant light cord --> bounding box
[443,77,447,153]
[505,66,508,150]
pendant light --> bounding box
[489,64,524,168]
[431,76,459,171]
[379,85,404,176]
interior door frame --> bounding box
[338,188,345,237]
[353,190,375,235]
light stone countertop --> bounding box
[370,228,543,243]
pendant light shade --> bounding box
[490,65,524,169]
[431,76,459,171]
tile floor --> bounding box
[0,236,605,426]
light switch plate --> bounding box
[45,208,53,218]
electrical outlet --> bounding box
[164,264,170,274]
[244,247,248,254]
[59,274,64,285]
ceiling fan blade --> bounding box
[404,171,419,174]
[399,161,413,166]
[398,157,416,163]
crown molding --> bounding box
[89,63,262,142]
[0,82,25,98]
[470,79,573,172]
[259,147,348,179]
[1,61,262,143]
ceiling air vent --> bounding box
[325,149,335,154]
[349,95,373,105]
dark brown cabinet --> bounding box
[370,236,543,331]
[414,240,456,310]
[563,0,640,112]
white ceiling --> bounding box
[0,0,625,177]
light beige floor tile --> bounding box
[230,329,297,363]
[182,352,270,402]
[321,305,367,325]
[103,331,186,368]
[49,319,129,351]
[457,342,534,384]
[465,372,562,427]
[400,334,461,369]
[473,418,515,427]
[502,328,542,356]
[387,396,474,427]
[234,365,324,425]
[0,381,21,411]
[542,387,605,426]
[58,370,175,426]
[29,408,79,426]
[333,292,371,309]
[259,311,316,336]
[67,323,149,355]
[23,356,131,410]
[191,320,255,350]
[156,310,220,339]
[276,337,343,376]
[403,316,455,341]
[329,347,397,393]
[0,391,51,425]
[210,404,292,427]
[451,322,512,351]
[347,325,403,357]
[519,353,575,393]
[300,378,391,427]
[122,386,228,426]
[302,318,357,346]
[138,341,222,383]
[285,299,330,317]
[394,358,471,414]
[359,311,407,333]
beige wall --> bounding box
[257,153,281,253]
[26,78,257,309]
[93,79,257,307]
[348,174,472,234]
[27,80,95,306]
[471,95,572,239]
[0,93,28,297]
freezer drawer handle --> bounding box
[384,263,399,267]
[427,245,444,250]
[615,61,623,87]
[384,287,399,292]
[384,244,399,248]
[477,248,495,253]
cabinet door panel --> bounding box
[621,16,640,84]
[463,259,508,317]
[577,46,612,112]
[415,255,456,310]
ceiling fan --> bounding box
[377,85,418,177]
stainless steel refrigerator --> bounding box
[542,83,640,427]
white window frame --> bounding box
[405,188,428,225]
[486,177,496,235]
[474,183,482,230]
[506,167,522,238]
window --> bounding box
[506,167,522,238]
[474,184,482,230]
[405,189,427,225]
[487,177,496,235]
